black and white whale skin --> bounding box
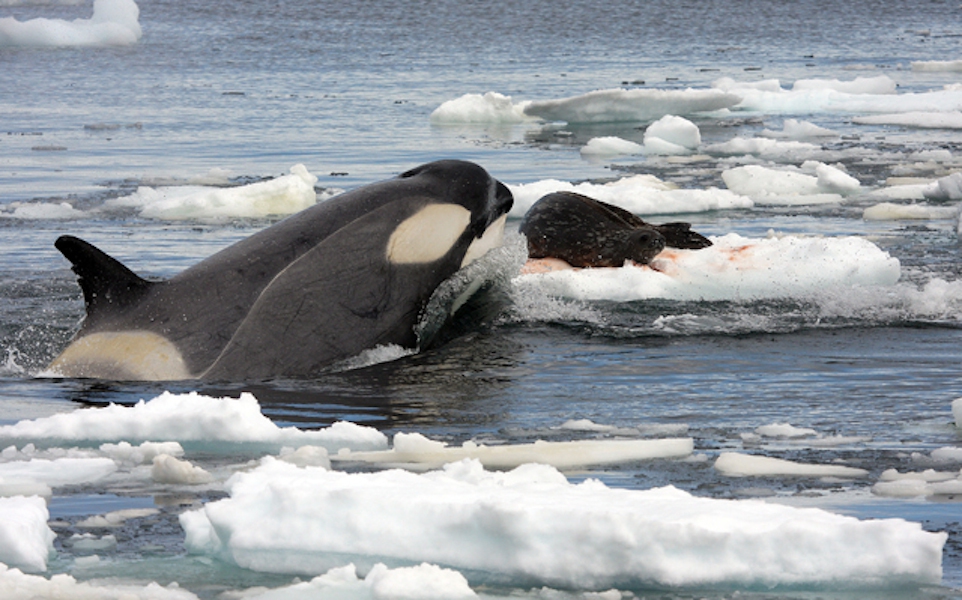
[519,191,711,268]
[48,160,513,381]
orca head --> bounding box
[387,160,514,268]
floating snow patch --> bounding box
[0,497,55,573]
[721,163,859,204]
[580,136,644,157]
[515,232,900,302]
[429,92,531,124]
[333,432,693,470]
[714,452,869,478]
[0,563,197,599]
[244,563,477,600]
[523,88,740,124]
[0,0,141,47]
[507,174,751,217]
[912,60,962,72]
[106,164,318,221]
[862,202,958,221]
[853,111,962,129]
[0,391,387,453]
[181,458,945,589]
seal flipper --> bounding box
[651,222,713,250]
[55,235,154,328]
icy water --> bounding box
[2,0,962,597]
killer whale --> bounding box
[48,160,513,381]
[519,191,711,268]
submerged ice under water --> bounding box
[2,0,962,597]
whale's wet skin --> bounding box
[2,0,962,597]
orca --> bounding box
[519,191,711,268]
[48,160,513,381]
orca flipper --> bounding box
[55,235,154,327]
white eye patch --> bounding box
[386,203,472,264]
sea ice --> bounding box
[721,163,858,204]
[862,202,958,221]
[105,165,319,221]
[151,454,214,485]
[954,398,962,427]
[0,562,199,599]
[515,232,900,302]
[714,452,869,478]
[912,60,962,72]
[0,391,388,453]
[0,201,86,220]
[853,111,962,129]
[507,174,752,217]
[0,496,55,573]
[0,0,141,47]
[430,92,531,124]
[759,118,839,139]
[523,88,740,124]
[180,458,945,588]
[579,136,644,158]
[642,114,701,154]
[0,456,117,488]
[923,172,962,201]
[333,432,693,470]
[755,423,817,438]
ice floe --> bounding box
[714,452,869,478]
[721,162,860,204]
[0,496,55,573]
[180,457,944,588]
[0,391,387,452]
[0,562,196,599]
[523,88,740,124]
[507,174,751,218]
[333,432,693,470]
[853,111,962,129]
[430,92,531,124]
[0,0,141,47]
[515,232,900,302]
[579,115,701,158]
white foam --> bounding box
[507,174,751,218]
[429,92,531,124]
[180,458,944,588]
[514,232,900,302]
[0,391,388,452]
[0,0,141,47]
[334,432,693,470]
[0,497,55,573]
[714,452,869,478]
[854,111,962,129]
[523,88,741,124]
[245,563,477,600]
[106,164,319,221]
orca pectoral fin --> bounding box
[202,200,451,380]
[653,223,713,249]
[55,235,154,327]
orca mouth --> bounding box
[461,213,508,268]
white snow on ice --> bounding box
[0,0,141,47]
[180,457,945,588]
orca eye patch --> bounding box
[386,203,471,264]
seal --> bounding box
[48,160,514,381]
[519,191,711,268]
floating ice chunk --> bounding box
[517,232,900,302]
[507,174,752,217]
[76,508,160,529]
[759,118,839,139]
[181,458,944,588]
[108,165,318,221]
[853,111,962,129]
[246,563,477,600]
[0,391,388,453]
[873,468,962,498]
[922,172,962,200]
[0,0,141,47]
[580,136,644,157]
[0,497,55,573]
[755,423,817,438]
[99,440,185,465]
[0,457,117,488]
[721,164,854,204]
[704,137,822,161]
[0,563,197,599]
[0,201,86,220]
[430,92,531,124]
[523,88,740,124]
[930,446,962,463]
[792,75,897,94]
[714,452,869,478]
[912,60,962,72]
[69,533,118,553]
[815,162,860,194]
[642,115,700,155]
[278,445,332,469]
[862,202,958,221]
[954,397,962,428]
[335,432,693,470]
[151,454,214,485]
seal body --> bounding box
[519,192,711,268]
[48,160,513,381]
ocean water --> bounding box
[2,0,962,597]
